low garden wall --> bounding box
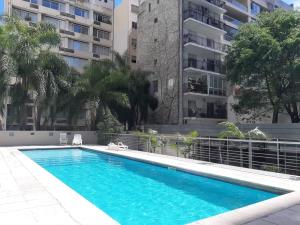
[0,131,98,146]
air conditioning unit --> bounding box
[93,37,100,42]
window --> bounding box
[149,3,151,12]
[68,39,89,52]
[154,38,158,42]
[131,38,137,49]
[154,18,158,23]
[251,2,263,16]
[93,44,110,56]
[132,21,137,29]
[157,0,159,3]
[42,0,60,10]
[154,59,157,65]
[69,23,89,35]
[131,55,136,63]
[209,76,226,96]
[93,28,110,40]
[70,6,89,18]
[94,12,111,24]
[42,16,63,29]
[12,8,38,23]
[63,56,88,71]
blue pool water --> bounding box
[23,148,278,225]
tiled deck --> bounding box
[1,145,300,225]
[0,146,118,225]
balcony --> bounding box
[184,83,227,96]
[184,103,227,119]
[183,58,225,74]
[184,78,208,95]
[205,0,226,8]
[184,76,226,97]
[183,33,228,53]
[183,8,224,31]
[223,14,244,26]
[224,34,234,41]
[225,0,248,12]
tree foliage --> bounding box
[227,9,300,123]
[0,17,157,131]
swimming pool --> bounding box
[23,148,279,225]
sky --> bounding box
[0,0,4,15]
[115,0,122,7]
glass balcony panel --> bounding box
[183,8,224,30]
[223,15,243,26]
[184,103,227,119]
[183,58,225,74]
[226,0,248,12]
[183,33,228,52]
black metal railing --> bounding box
[183,8,224,30]
[183,33,228,53]
[183,58,225,74]
[205,0,226,8]
[183,105,227,119]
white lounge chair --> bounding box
[118,142,128,150]
[59,133,68,145]
[107,142,120,151]
[72,134,83,145]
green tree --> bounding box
[227,9,300,123]
[128,70,158,129]
[35,52,70,130]
[0,17,62,129]
[112,52,158,129]
[79,60,129,130]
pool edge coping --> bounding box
[83,146,300,225]
[16,145,300,225]
[13,146,120,225]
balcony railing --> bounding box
[183,33,228,53]
[183,9,224,30]
[184,82,226,96]
[101,133,300,176]
[223,15,244,26]
[183,58,225,74]
[205,0,226,8]
[226,0,248,12]
[184,105,227,119]
[224,33,234,41]
[184,81,208,95]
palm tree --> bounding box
[34,52,70,130]
[113,52,158,129]
[128,70,158,129]
[79,60,129,130]
[0,17,61,130]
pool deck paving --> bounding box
[1,145,300,225]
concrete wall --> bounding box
[114,0,130,55]
[0,131,98,146]
[145,123,300,140]
[137,0,181,124]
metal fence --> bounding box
[100,133,300,176]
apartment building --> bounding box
[114,0,139,69]
[3,0,114,130]
[137,0,292,125]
